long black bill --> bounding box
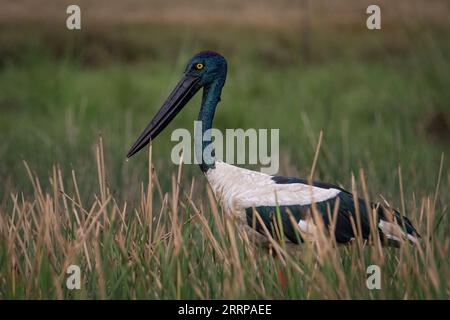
[127,74,201,158]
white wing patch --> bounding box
[205,161,341,213]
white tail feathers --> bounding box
[378,220,419,245]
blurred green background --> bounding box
[0,0,449,209]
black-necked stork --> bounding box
[127,51,420,247]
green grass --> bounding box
[0,25,448,299]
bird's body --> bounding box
[206,159,418,246]
[127,51,420,247]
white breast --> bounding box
[205,161,341,213]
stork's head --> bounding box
[126,51,227,158]
[185,51,227,87]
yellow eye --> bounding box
[195,63,204,70]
